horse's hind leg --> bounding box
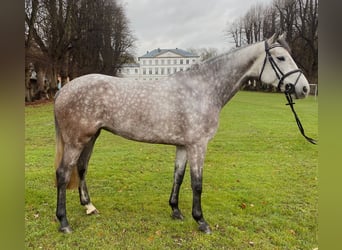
[77,130,100,215]
[56,144,83,233]
[169,146,187,220]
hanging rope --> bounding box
[284,92,317,145]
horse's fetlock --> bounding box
[192,210,203,221]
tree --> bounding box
[225,0,318,88]
[25,0,40,102]
[295,0,318,84]
[25,0,136,101]
[226,18,244,47]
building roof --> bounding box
[139,48,198,58]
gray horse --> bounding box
[54,33,310,234]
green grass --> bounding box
[25,91,318,249]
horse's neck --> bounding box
[203,42,264,108]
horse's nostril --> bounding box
[303,86,308,93]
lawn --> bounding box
[25,91,318,249]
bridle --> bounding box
[259,40,317,145]
[259,40,303,96]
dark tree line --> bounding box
[226,0,318,89]
[25,0,135,102]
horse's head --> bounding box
[257,33,310,99]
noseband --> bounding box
[259,40,317,145]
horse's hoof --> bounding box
[59,226,72,234]
[86,208,99,215]
[198,223,212,234]
[85,203,99,215]
[171,210,184,220]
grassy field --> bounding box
[25,91,318,249]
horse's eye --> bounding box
[277,56,285,61]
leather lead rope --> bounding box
[284,92,317,145]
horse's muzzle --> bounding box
[300,85,310,98]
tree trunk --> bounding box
[25,64,32,102]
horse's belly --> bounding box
[105,117,187,145]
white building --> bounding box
[118,48,200,81]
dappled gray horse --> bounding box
[54,33,310,234]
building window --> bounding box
[143,68,146,75]
[135,69,138,74]
[143,60,146,65]
[149,60,152,65]
[167,59,171,65]
[173,68,177,73]
[155,60,158,65]
[155,68,159,75]
[161,68,165,75]
[149,68,152,74]
[167,68,171,74]
[186,59,189,64]
[180,59,183,64]
[161,59,165,65]
[174,59,177,65]
[180,68,183,71]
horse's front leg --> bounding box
[169,146,187,220]
[187,143,211,234]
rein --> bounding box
[259,40,317,145]
[284,92,317,145]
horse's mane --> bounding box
[202,44,251,65]
[184,37,292,73]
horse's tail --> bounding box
[54,114,79,189]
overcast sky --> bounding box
[118,0,273,57]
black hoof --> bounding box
[59,226,72,233]
[198,223,211,234]
[171,210,184,220]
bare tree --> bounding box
[225,0,318,88]
[225,18,244,47]
[25,0,75,95]
[262,5,277,38]
[67,0,135,76]
[295,0,318,84]
[274,0,297,41]
[25,0,136,101]
[25,0,39,102]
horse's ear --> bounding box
[267,33,277,44]
[278,32,287,41]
